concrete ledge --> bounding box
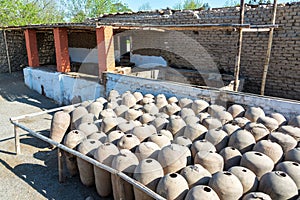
[24,67,104,105]
[105,72,300,119]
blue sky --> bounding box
[120,0,288,11]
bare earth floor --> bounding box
[0,71,108,200]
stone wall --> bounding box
[0,30,27,73]
[98,3,300,100]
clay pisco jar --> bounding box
[50,111,70,144]
[63,130,86,176]
[111,149,139,200]
[275,161,300,190]
[285,147,300,163]
[185,185,220,200]
[77,139,101,187]
[208,171,243,200]
[93,143,119,197]
[228,166,258,194]
[158,144,188,174]
[258,171,298,200]
[194,151,224,175]
[242,192,272,200]
[180,164,212,188]
[253,139,283,164]
[133,159,164,200]
[240,151,274,179]
[156,173,189,200]
[219,147,242,170]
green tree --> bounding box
[138,2,152,11]
[173,0,206,10]
[248,0,271,4]
[0,0,63,26]
[60,0,132,22]
[224,0,240,6]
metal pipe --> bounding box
[261,0,278,95]
[10,120,166,200]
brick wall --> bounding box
[37,31,56,65]
[0,30,27,73]
[98,3,300,100]
[68,31,97,48]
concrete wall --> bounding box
[24,67,104,105]
[0,30,27,73]
[105,72,300,119]
[98,3,300,100]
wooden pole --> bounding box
[14,121,20,155]
[260,0,278,95]
[58,148,65,183]
[3,30,12,74]
[233,0,245,91]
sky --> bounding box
[120,0,288,11]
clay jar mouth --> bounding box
[126,134,133,138]
[231,147,236,150]
[242,169,247,172]
[170,173,177,178]
[157,134,162,136]
[182,136,188,140]
[292,162,299,166]
[254,152,263,156]
[275,171,287,177]
[90,141,96,144]
[104,143,110,146]
[74,130,79,134]
[146,159,152,163]
[203,187,211,193]
[224,172,232,176]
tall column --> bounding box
[53,28,70,72]
[96,26,115,76]
[24,29,40,67]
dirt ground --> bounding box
[0,71,109,200]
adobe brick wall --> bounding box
[98,3,300,100]
[0,30,27,73]
[36,31,56,65]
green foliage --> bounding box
[224,0,240,6]
[60,0,132,22]
[248,0,271,4]
[138,2,152,11]
[0,0,64,26]
[173,0,205,10]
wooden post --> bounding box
[3,30,12,73]
[260,0,278,95]
[14,121,20,155]
[233,0,245,92]
[58,148,65,183]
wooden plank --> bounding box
[261,0,278,95]
[98,23,251,31]
[14,122,20,155]
[58,148,65,183]
[233,0,245,91]
[242,28,272,32]
[3,30,11,73]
